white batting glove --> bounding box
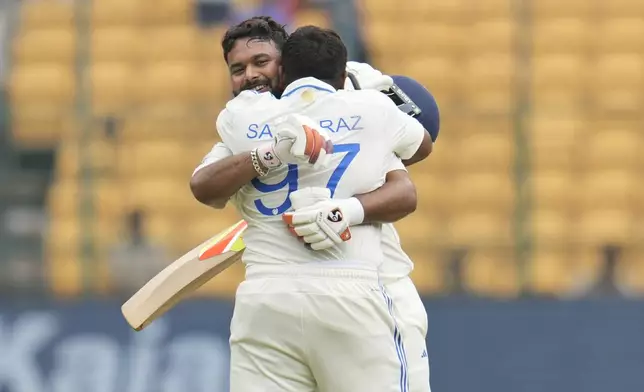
[283,187,365,251]
[255,113,334,172]
[344,61,394,92]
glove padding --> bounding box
[283,188,364,251]
[256,113,333,171]
[344,61,394,92]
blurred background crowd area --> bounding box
[0,0,643,300]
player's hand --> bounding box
[283,188,365,251]
[255,114,333,172]
[344,61,394,92]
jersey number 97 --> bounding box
[251,143,360,216]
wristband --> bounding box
[337,197,365,226]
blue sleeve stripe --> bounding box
[380,286,410,392]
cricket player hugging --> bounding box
[206,26,433,392]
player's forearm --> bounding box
[190,152,259,208]
[354,169,417,224]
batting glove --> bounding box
[344,61,394,92]
[283,187,365,251]
[255,113,334,172]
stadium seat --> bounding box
[293,8,330,28]
[46,246,82,297]
[91,62,138,115]
[20,0,74,29]
[531,171,576,210]
[92,0,143,26]
[10,110,73,148]
[581,129,641,170]
[410,171,452,211]
[468,19,515,54]
[531,209,572,245]
[55,138,118,179]
[120,112,218,141]
[454,133,513,172]
[532,18,589,54]
[91,27,142,62]
[463,54,515,114]
[141,0,194,25]
[451,173,514,214]
[579,171,640,210]
[47,179,124,222]
[598,0,644,17]
[117,139,197,179]
[472,0,512,18]
[395,213,444,247]
[529,250,582,296]
[409,251,449,294]
[136,61,207,106]
[447,212,512,248]
[531,0,591,19]
[364,21,400,57]
[462,250,519,297]
[616,249,644,295]
[595,18,644,53]
[10,64,75,107]
[591,54,644,113]
[574,209,634,246]
[141,26,204,62]
[12,28,75,65]
[124,177,197,214]
[404,57,461,107]
[531,55,586,112]
[407,24,464,57]
[530,115,583,171]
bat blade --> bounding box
[121,220,248,331]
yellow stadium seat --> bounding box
[454,133,513,172]
[530,115,583,171]
[407,24,464,57]
[591,54,644,113]
[409,252,449,295]
[529,250,582,296]
[92,0,143,26]
[364,21,400,57]
[574,209,634,246]
[47,179,125,222]
[616,249,644,295]
[293,8,330,28]
[91,62,138,115]
[447,212,512,248]
[120,111,218,141]
[13,28,75,64]
[411,172,452,212]
[141,0,193,25]
[10,64,75,107]
[395,213,444,248]
[20,0,74,29]
[598,0,644,17]
[202,63,233,104]
[531,171,577,211]
[596,18,644,53]
[532,209,573,246]
[579,171,640,210]
[451,173,514,214]
[180,206,243,251]
[91,27,142,62]
[117,140,196,179]
[136,62,206,106]
[532,18,589,54]
[581,129,641,170]
[10,110,73,148]
[142,26,203,62]
[472,0,512,18]
[55,138,118,179]
[46,247,82,297]
[531,55,585,112]
[404,57,461,107]
[416,0,468,21]
[125,177,196,214]
[463,54,515,114]
[468,19,515,54]
[531,0,591,19]
[463,250,519,297]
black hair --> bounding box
[221,16,288,62]
[281,25,348,88]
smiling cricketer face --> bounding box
[226,37,282,97]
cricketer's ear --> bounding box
[278,65,286,90]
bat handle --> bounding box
[347,72,361,90]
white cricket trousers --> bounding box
[229,265,410,392]
[383,276,431,392]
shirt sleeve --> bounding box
[384,154,407,173]
[384,101,426,160]
[192,142,234,176]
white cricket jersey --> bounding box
[212,78,425,272]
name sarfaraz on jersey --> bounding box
[246,115,363,139]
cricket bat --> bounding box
[121,219,248,331]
